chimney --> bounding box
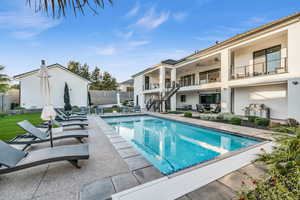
[41,60,46,67]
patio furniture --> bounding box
[40,120,88,129]
[95,106,104,115]
[196,104,205,113]
[55,111,87,122]
[133,105,141,112]
[122,106,130,113]
[0,141,89,175]
[244,104,270,119]
[211,104,221,113]
[7,120,88,145]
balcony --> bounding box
[143,83,160,91]
[178,69,221,87]
[230,58,288,80]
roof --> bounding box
[119,79,134,85]
[132,11,300,77]
[14,63,92,83]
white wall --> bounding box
[176,92,199,110]
[288,78,300,121]
[234,84,288,119]
[133,75,145,108]
[19,66,89,109]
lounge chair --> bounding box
[55,111,87,122]
[40,120,88,129]
[196,104,205,113]
[7,120,88,145]
[0,141,89,175]
[133,105,141,112]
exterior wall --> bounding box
[19,67,89,109]
[133,75,145,108]
[288,22,300,76]
[233,34,287,67]
[233,84,288,119]
[176,92,199,110]
[287,78,300,121]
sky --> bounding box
[1,0,300,82]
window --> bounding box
[199,69,220,84]
[199,93,220,104]
[253,45,281,74]
[180,95,186,102]
[180,74,195,86]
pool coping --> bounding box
[99,112,274,199]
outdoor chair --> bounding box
[40,120,88,129]
[133,105,141,112]
[7,120,89,146]
[0,141,89,175]
[55,111,87,122]
[196,104,205,113]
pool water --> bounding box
[103,115,260,175]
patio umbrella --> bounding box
[39,60,56,147]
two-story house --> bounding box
[133,12,300,121]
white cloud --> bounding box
[173,12,188,22]
[128,40,150,47]
[126,3,140,18]
[135,6,170,30]
[0,8,61,39]
[95,46,117,55]
[115,30,134,40]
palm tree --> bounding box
[26,0,113,17]
[0,65,9,93]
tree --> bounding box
[67,61,81,75]
[0,65,10,93]
[100,72,118,90]
[90,67,102,90]
[79,63,90,80]
[26,0,113,17]
[64,83,72,111]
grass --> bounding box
[0,113,44,141]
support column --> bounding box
[220,49,231,113]
[159,66,166,112]
[170,68,177,111]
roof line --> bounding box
[132,11,300,77]
[14,63,91,83]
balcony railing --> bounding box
[143,83,160,91]
[230,58,288,80]
[179,71,221,87]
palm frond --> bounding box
[26,0,113,18]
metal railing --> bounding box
[230,57,288,80]
[143,83,160,91]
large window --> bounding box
[253,45,281,74]
[199,93,220,104]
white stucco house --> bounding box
[14,63,91,109]
[133,12,300,121]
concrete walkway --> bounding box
[0,116,129,200]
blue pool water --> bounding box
[103,115,260,175]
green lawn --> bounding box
[0,113,44,141]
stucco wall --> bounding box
[233,84,288,119]
[133,75,145,108]
[176,92,199,110]
[19,67,89,109]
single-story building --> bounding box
[14,63,91,109]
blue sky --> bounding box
[1,0,300,82]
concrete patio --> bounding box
[0,113,273,200]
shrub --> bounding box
[14,106,25,110]
[286,118,299,127]
[216,114,224,121]
[248,116,258,123]
[237,129,300,200]
[229,117,242,125]
[254,118,270,127]
[122,100,129,106]
[112,105,119,109]
[272,126,295,134]
[0,112,8,118]
[184,112,192,118]
[168,111,183,114]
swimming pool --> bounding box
[103,115,261,175]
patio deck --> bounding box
[0,114,273,200]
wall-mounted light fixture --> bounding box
[292,81,299,85]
